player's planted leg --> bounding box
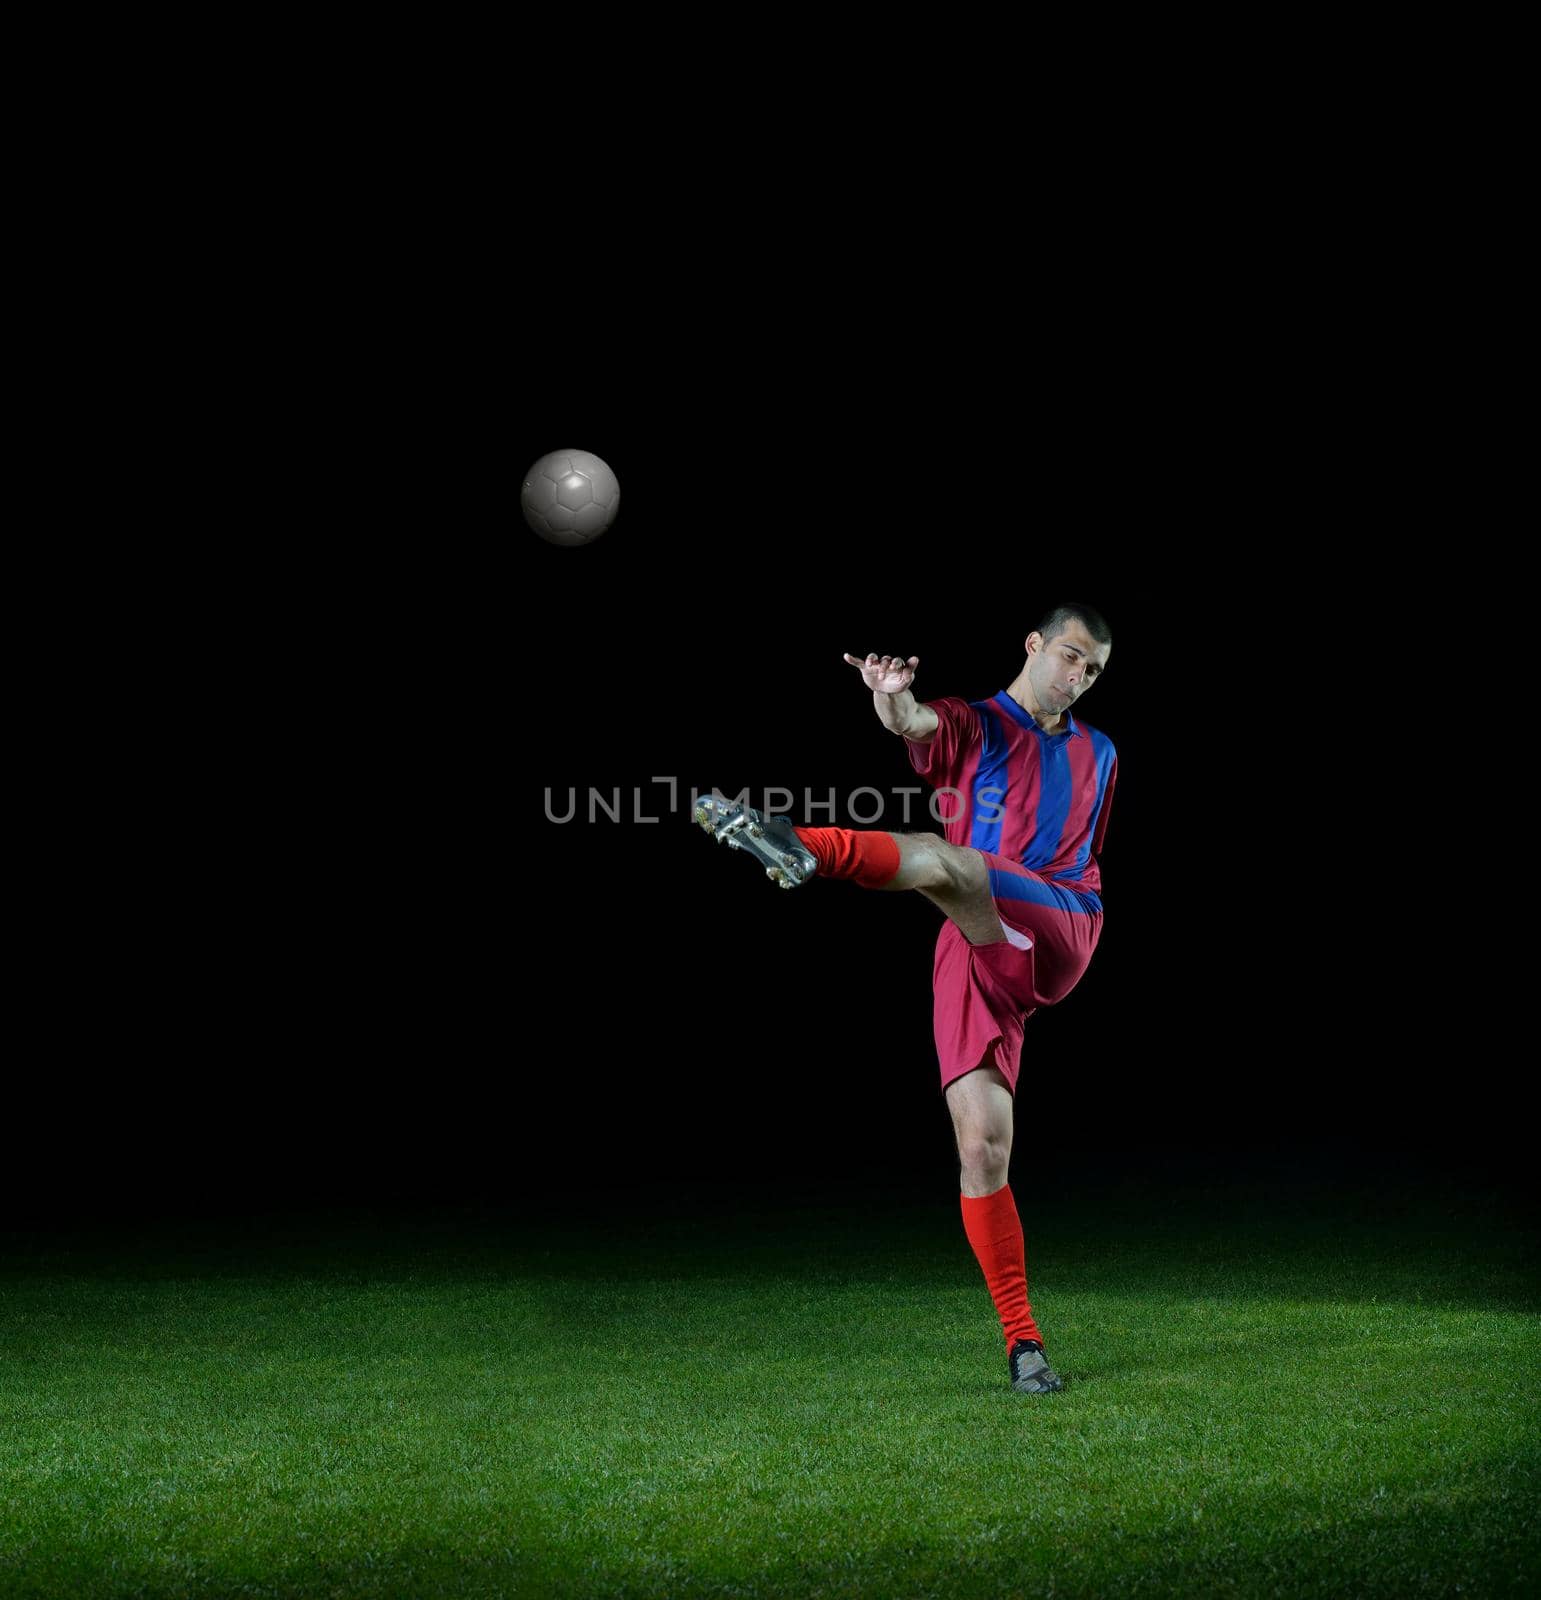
[948,1061,1065,1393]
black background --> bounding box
[6,374,1514,1237]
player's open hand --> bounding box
[843,653,919,693]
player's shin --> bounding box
[790,827,902,887]
[959,1182,1044,1349]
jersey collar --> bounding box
[993,688,1079,740]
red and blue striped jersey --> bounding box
[904,690,1117,901]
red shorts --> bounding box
[932,852,1103,1097]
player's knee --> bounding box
[940,843,988,897]
[928,838,985,902]
[957,1133,1009,1177]
[895,832,950,891]
[907,834,979,895]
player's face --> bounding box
[1027,625,1110,713]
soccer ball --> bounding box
[521,450,621,546]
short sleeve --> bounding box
[904,696,981,790]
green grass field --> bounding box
[2,1176,1536,1598]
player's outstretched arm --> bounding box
[841,652,939,741]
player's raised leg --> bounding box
[792,823,1009,948]
[694,791,1005,946]
[832,828,1007,948]
[946,1061,1064,1393]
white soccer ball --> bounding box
[521,449,621,546]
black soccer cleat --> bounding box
[693,791,819,889]
[1009,1338,1065,1393]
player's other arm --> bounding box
[841,652,940,742]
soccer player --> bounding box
[695,603,1116,1395]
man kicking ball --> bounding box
[695,603,1117,1395]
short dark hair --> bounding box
[1031,602,1112,649]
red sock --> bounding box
[960,1182,1043,1349]
[792,826,901,887]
